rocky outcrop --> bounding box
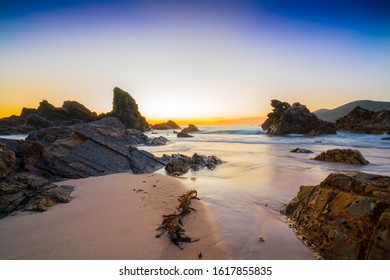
[0,117,168,218]
[180,124,200,134]
[261,100,336,135]
[151,120,181,130]
[0,143,15,179]
[165,153,223,175]
[145,136,169,146]
[0,173,74,218]
[313,149,369,165]
[111,87,150,131]
[0,100,98,135]
[335,106,390,134]
[290,148,313,154]
[283,172,390,259]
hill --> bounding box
[314,100,390,122]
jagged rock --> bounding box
[62,101,97,122]
[151,120,181,130]
[261,100,336,135]
[26,114,54,129]
[180,124,200,134]
[335,106,390,134]
[283,172,390,259]
[0,143,15,179]
[145,136,168,146]
[111,87,150,131]
[290,148,314,153]
[165,153,223,175]
[313,149,369,165]
[177,132,194,138]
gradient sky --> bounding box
[1,0,389,123]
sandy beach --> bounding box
[0,173,228,260]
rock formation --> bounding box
[313,149,369,165]
[180,124,200,134]
[261,100,336,135]
[110,87,150,131]
[177,132,194,138]
[151,120,181,130]
[283,172,390,259]
[0,117,166,217]
[335,106,390,134]
[145,136,169,146]
[165,153,223,175]
[290,148,313,154]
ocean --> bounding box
[141,126,390,259]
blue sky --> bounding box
[1,0,389,122]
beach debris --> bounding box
[259,237,265,243]
[198,252,203,258]
[156,189,200,250]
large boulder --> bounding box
[261,100,336,135]
[181,124,200,134]
[283,172,390,259]
[335,106,390,134]
[111,87,150,131]
[151,120,181,130]
[313,149,369,165]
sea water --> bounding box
[141,126,390,259]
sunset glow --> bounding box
[1,0,389,123]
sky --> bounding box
[1,0,389,124]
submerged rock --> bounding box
[335,106,390,134]
[145,136,169,146]
[313,149,369,165]
[283,172,390,259]
[290,148,314,154]
[165,153,223,175]
[177,132,194,138]
[261,100,336,135]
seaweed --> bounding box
[156,189,200,250]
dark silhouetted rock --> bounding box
[177,132,194,138]
[290,148,313,153]
[111,87,150,131]
[181,124,200,134]
[283,172,390,259]
[151,120,181,130]
[313,149,369,165]
[261,100,336,135]
[145,136,168,146]
[26,114,54,129]
[165,153,223,175]
[335,106,390,134]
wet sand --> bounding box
[0,173,228,260]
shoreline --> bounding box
[0,173,229,260]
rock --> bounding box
[382,137,390,140]
[335,106,390,134]
[261,100,336,135]
[313,149,369,165]
[284,172,390,259]
[0,143,15,179]
[290,148,314,153]
[177,132,194,138]
[181,124,200,134]
[165,153,223,175]
[62,101,97,122]
[151,120,181,130]
[111,87,150,131]
[26,114,54,129]
[145,136,168,146]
